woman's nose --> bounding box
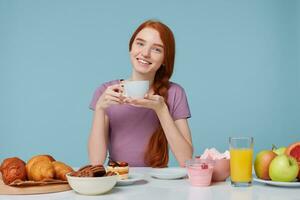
[141,47,151,58]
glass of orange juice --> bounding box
[229,137,254,187]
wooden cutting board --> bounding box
[0,176,71,195]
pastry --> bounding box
[107,160,129,180]
[29,160,55,181]
[0,157,27,185]
[26,155,55,180]
[52,161,74,181]
[70,164,107,177]
[90,165,106,177]
[70,165,94,177]
[1,155,75,184]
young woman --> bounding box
[88,20,193,167]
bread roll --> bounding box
[0,157,27,185]
[29,160,55,181]
[26,155,55,181]
[52,161,74,181]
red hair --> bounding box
[129,20,175,167]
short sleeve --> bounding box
[168,83,191,120]
[89,84,106,111]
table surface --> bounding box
[1,167,300,200]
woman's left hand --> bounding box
[124,94,167,113]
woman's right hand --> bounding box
[95,84,124,111]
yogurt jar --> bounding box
[185,159,215,186]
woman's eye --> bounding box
[136,42,144,47]
[152,47,162,53]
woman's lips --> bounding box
[137,58,152,65]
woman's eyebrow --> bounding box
[153,43,164,48]
[136,38,145,42]
[136,38,164,48]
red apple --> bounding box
[254,150,277,180]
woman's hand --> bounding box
[95,84,124,111]
[125,94,168,113]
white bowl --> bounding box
[66,173,118,195]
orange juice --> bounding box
[230,148,253,182]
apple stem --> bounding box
[272,144,277,151]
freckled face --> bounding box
[130,28,164,77]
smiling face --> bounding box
[130,28,165,79]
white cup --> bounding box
[123,80,149,99]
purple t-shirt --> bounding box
[89,80,191,166]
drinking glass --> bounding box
[229,137,254,187]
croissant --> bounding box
[29,160,55,181]
[52,161,74,181]
[0,157,27,185]
[26,155,55,180]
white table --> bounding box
[1,167,299,200]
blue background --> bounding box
[1,0,299,167]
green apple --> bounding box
[254,150,277,180]
[269,155,299,182]
[272,144,286,155]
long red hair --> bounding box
[129,20,175,167]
